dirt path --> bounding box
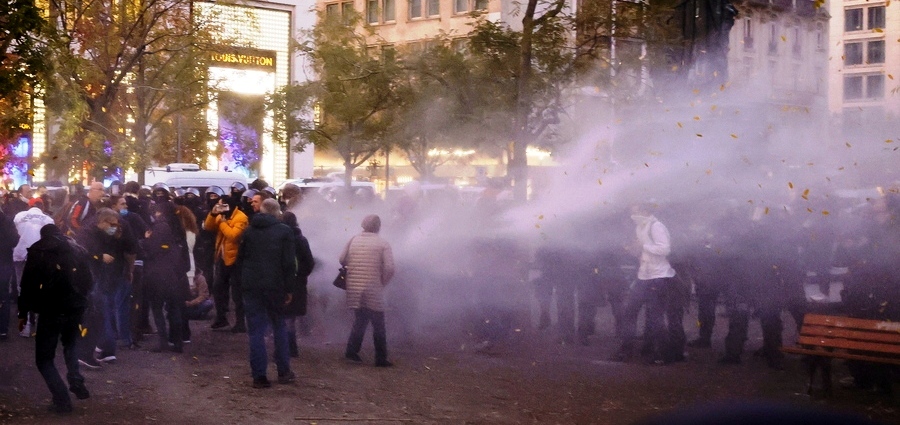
[0,308,897,425]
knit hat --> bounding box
[361,214,381,233]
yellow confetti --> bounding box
[705,169,712,175]
[711,105,717,111]
[693,116,701,121]
[693,89,700,94]
[28,169,35,176]
[845,142,852,148]
[838,167,845,170]
[537,215,544,220]
[886,139,894,143]
[889,75,894,80]
[764,207,770,215]
[597,179,602,185]
[720,84,726,91]
[80,326,88,337]
[802,189,810,200]
[781,35,787,42]
[874,28,883,33]
[696,133,703,137]
[788,182,794,189]
[822,210,830,216]
[806,208,813,213]
[731,134,738,139]
[677,122,683,128]
[644,163,650,167]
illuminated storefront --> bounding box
[196,0,296,184]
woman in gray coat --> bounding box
[340,214,395,366]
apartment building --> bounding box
[827,0,900,123]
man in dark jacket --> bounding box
[0,210,19,340]
[18,224,94,414]
[238,198,297,388]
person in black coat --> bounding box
[0,210,19,340]
[281,212,315,357]
[238,198,297,388]
[142,201,191,353]
[17,224,94,414]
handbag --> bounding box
[333,267,347,290]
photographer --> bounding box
[204,192,248,333]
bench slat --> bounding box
[796,335,900,356]
[803,314,900,334]
[800,325,900,345]
[782,346,900,366]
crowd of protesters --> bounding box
[2,176,899,413]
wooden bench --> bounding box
[781,313,900,396]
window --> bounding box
[454,0,467,13]
[743,18,753,49]
[367,0,395,23]
[867,40,884,64]
[326,3,340,16]
[474,0,487,10]
[451,37,468,54]
[767,23,778,55]
[867,75,884,99]
[844,43,862,65]
[845,40,884,66]
[815,22,825,51]
[868,6,885,29]
[844,74,885,101]
[428,0,440,15]
[845,8,863,32]
[792,27,801,58]
[844,76,863,100]
[327,2,355,20]
[409,0,422,18]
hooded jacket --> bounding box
[238,213,296,294]
[18,225,94,318]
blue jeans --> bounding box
[114,277,132,345]
[243,291,290,380]
[35,313,85,408]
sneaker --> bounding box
[19,322,32,338]
[210,319,229,330]
[69,385,90,400]
[252,377,272,389]
[344,353,363,362]
[78,358,103,370]
[277,372,296,384]
[375,360,394,368]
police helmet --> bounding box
[185,188,201,197]
[241,189,258,201]
[205,186,226,198]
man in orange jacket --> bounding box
[204,192,249,333]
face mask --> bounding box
[105,226,118,236]
[119,209,128,216]
[631,214,651,225]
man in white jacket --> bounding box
[13,202,55,337]
[612,203,683,364]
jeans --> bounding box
[244,291,290,379]
[346,308,388,363]
[0,264,13,337]
[619,279,667,358]
[182,300,214,341]
[98,288,119,356]
[114,277,132,345]
[35,314,85,408]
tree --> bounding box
[42,0,220,182]
[269,9,403,187]
[466,9,576,200]
[0,0,56,173]
[392,39,482,182]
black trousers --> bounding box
[212,259,243,326]
[346,308,387,362]
[35,314,86,408]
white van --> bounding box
[143,163,249,193]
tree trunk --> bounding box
[511,0,539,202]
